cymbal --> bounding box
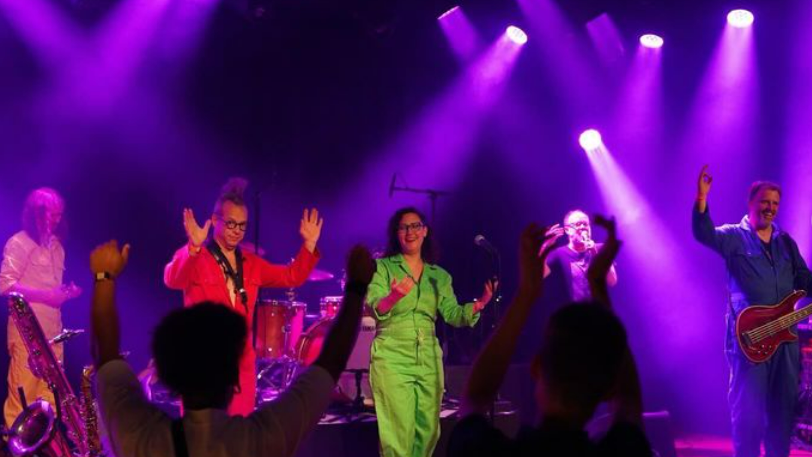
[239,241,266,257]
[307,268,335,281]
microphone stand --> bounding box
[389,182,452,225]
[480,246,502,425]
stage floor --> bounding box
[676,435,812,457]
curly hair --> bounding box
[22,188,66,245]
[213,177,249,215]
[152,302,247,400]
[383,207,438,264]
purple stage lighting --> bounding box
[579,129,603,150]
[727,9,754,28]
[438,5,459,21]
[506,26,528,45]
[639,34,664,49]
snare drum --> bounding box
[319,296,343,319]
[254,300,305,359]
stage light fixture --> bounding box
[579,129,603,151]
[438,5,459,21]
[727,9,754,28]
[506,25,528,45]
[639,34,664,49]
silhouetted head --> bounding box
[532,302,628,421]
[152,302,247,409]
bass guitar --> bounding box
[736,290,809,363]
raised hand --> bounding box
[588,214,622,307]
[539,223,565,256]
[346,245,376,286]
[520,224,557,298]
[183,208,210,248]
[473,279,498,313]
[697,165,713,200]
[300,208,324,252]
[90,240,131,278]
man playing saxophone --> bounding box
[1,188,82,428]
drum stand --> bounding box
[348,369,369,412]
[256,299,301,403]
[335,368,372,421]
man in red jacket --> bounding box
[164,178,322,415]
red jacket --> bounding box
[164,243,320,416]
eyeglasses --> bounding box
[566,221,589,229]
[397,222,425,233]
[221,219,248,232]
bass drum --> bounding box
[295,316,376,405]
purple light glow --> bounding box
[584,144,714,376]
[438,6,481,60]
[586,13,626,64]
[506,26,528,45]
[578,129,603,150]
[639,34,664,49]
[676,5,758,214]
[517,0,600,119]
[781,0,812,258]
[330,32,525,242]
[0,0,85,69]
[438,5,460,21]
[727,9,754,28]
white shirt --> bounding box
[97,360,334,457]
[0,230,65,341]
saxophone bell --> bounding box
[7,399,57,456]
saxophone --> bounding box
[5,292,102,457]
[80,366,103,456]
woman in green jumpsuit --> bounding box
[366,207,496,457]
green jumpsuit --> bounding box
[366,254,480,457]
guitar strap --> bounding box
[207,241,248,314]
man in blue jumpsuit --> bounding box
[692,165,812,457]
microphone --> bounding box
[388,174,397,198]
[579,230,596,250]
[474,235,498,255]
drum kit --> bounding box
[254,268,376,410]
[138,264,377,415]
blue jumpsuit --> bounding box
[693,207,812,457]
[366,254,480,457]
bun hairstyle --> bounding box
[213,177,249,215]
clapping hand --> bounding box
[390,276,415,300]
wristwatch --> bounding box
[94,272,113,283]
